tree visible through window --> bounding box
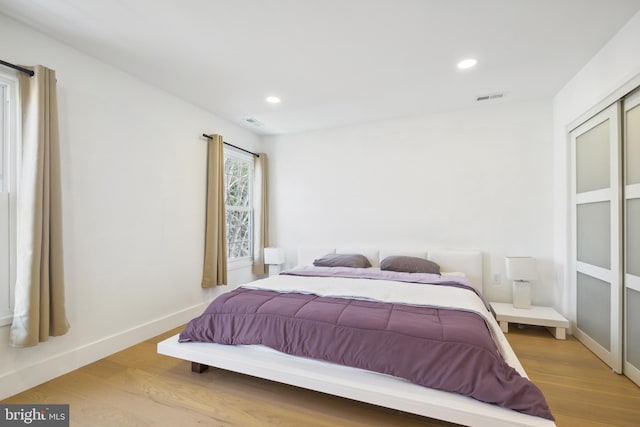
[0,70,18,325]
[224,151,253,260]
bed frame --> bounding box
[157,248,556,427]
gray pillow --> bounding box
[380,256,440,274]
[313,253,372,268]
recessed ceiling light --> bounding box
[266,96,281,104]
[457,58,478,70]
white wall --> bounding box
[0,13,261,399]
[552,10,640,318]
[264,99,555,306]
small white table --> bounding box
[490,302,570,340]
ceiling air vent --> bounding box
[243,117,263,127]
[476,92,505,102]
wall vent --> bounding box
[476,92,505,102]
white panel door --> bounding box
[624,90,640,385]
[570,103,622,373]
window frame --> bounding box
[0,69,19,326]
[223,147,254,270]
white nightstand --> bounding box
[490,302,570,340]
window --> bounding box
[224,149,253,265]
[0,70,19,326]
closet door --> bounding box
[624,90,640,385]
[570,103,622,373]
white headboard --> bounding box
[297,247,484,294]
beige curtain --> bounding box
[201,134,227,287]
[252,153,268,274]
[10,65,69,347]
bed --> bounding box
[157,247,556,427]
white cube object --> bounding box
[264,247,285,265]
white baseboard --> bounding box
[0,302,207,400]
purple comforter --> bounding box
[179,284,553,420]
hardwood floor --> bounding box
[505,326,640,427]
[3,325,639,426]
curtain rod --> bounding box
[201,134,259,157]
[0,59,34,77]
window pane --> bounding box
[225,157,250,207]
[0,193,9,297]
[0,85,5,191]
[226,209,250,258]
[0,78,14,322]
[628,198,640,277]
[577,201,611,269]
[576,119,610,193]
[627,288,640,369]
[577,272,611,351]
[224,152,253,260]
[627,104,640,185]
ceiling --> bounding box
[1,0,639,135]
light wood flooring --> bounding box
[3,325,639,426]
